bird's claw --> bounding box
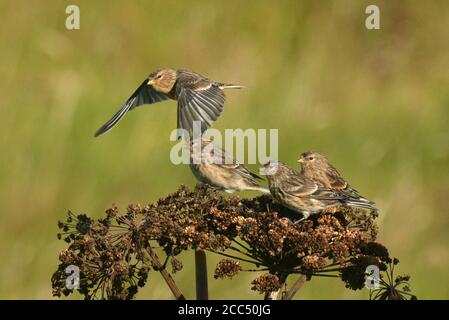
[266,203,271,212]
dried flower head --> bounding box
[370,258,417,300]
[214,259,242,279]
[52,184,416,300]
[251,273,282,294]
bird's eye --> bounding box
[308,157,314,161]
[156,74,162,79]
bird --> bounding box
[298,151,376,211]
[189,138,269,194]
[94,68,243,138]
[262,161,345,221]
[262,161,375,221]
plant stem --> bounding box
[284,274,306,300]
[146,246,185,300]
[209,249,262,265]
[195,249,209,300]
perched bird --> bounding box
[94,68,243,137]
[262,161,344,221]
[189,138,269,194]
[298,151,376,211]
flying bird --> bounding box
[298,151,376,211]
[189,138,269,194]
[262,161,374,221]
[94,68,243,137]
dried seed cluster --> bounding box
[52,184,415,299]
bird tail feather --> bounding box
[343,198,377,211]
[218,83,245,90]
[247,186,270,194]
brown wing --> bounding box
[326,164,369,200]
[94,79,169,137]
[280,170,320,197]
[280,167,343,201]
[325,164,348,190]
[176,71,225,134]
[206,142,262,181]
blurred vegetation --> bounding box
[0,0,448,299]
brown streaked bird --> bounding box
[262,161,346,221]
[298,151,377,212]
[94,68,243,137]
[189,138,269,194]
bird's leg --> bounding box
[293,212,310,224]
[293,217,305,224]
[202,183,221,193]
[265,202,271,212]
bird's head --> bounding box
[298,151,327,169]
[261,160,283,176]
[148,68,177,94]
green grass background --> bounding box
[0,0,448,299]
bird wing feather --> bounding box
[94,79,169,137]
[324,164,372,202]
[280,171,319,197]
[280,170,343,201]
[177,85,225,134]
[325,164,348,190]
[203,142,261,182]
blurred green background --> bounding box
[1,0,448,299]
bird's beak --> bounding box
[297,158,304,163]
[147,79,155,86]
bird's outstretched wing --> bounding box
[177,83,225,134]
[94,79,169,137]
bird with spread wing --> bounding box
[94,68,242,138]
